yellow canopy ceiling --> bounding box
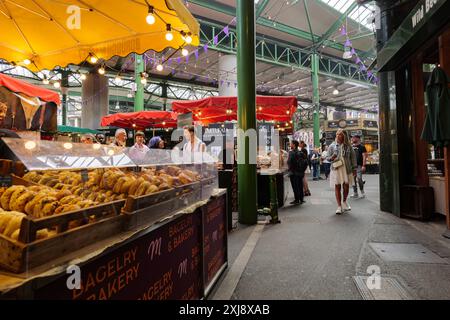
[0,0,200,71]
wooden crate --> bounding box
[0,200,126,273]
[122,181,201,213]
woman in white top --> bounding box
[128,131,150,164]
[183,126,206,163]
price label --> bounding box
[0,175,12,187]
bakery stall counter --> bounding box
[0,139,224,297]
[0,189,227,300]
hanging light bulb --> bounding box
[185,33,193,44]
[89,53,98,64]
[127,92,133,98]
[23,59,31,65]
[42,77,49,85]
[181,48,189,56]
[156,64,164,72]
[146,6,156,25]
[53,81,61,88]
[80,73,87,81]
[333,88,339,95]
[98,66,105,75]
[115,74,122,82]
[140,77,147,85]
[165,24,173,41]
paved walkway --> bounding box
[210,174,450,300]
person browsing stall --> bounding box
[111,128,127,147]
[287,140,307,205]
[148,136,165,149]
[351,135,368,199]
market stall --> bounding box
[0,138,225,299]
[172,96,295,213]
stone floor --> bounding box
[209,174,450,300]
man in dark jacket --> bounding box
[288,140,306,205]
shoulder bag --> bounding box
[332,145,344,169]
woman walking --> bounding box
[327,129,357,215]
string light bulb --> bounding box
[185,34,193,44]
[53,81,61,88]
[115,75,122,82]
[181,48,189,56]
[98,66,105,75]
[42,77,49,85]
[140,72,148,84]
[146,6,156,25]
[80,73,87,81]
[23,59,31,65]
[165,24,173,41]
[156,64,164,72]
[89,53,98,64]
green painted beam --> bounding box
[314,1,358,50]
[302,0,315,45]
[237,0,257,225]
[311,53,320,148]
[190,0,374,58]
[255,0,270,19]
[134,54,144,111]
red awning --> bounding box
[100,111,177,129]
[172,96,297,125]
[0,73,60,104]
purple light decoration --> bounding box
[340,27,347,36]
[367,71,373,78]
[220,80,224,86]
[224,26,229,36]
[203,44,208,53]
[351,48,356,55]
[194,50,199,60]
[213,35,218,45]
[186,55,189,63]
[231,17,237,25]
[355,57,362,64]
[177,57,181,64]
[344,39,352,47]
[167,59,172,66]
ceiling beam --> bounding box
[313,1,358,50]
[255,0,270,19]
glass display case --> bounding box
[0,137,219,273]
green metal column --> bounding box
[61,70,69,126]
[311,53,320,148]
[237,0,257,225]
[134,54,144,111]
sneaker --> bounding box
[290,200,300,205]
[350,193,359,199]
[359,193,366,199]
[342,202,351,212]
[336,207,343,215]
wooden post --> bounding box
[411,53,429,187]
[439,28,450,234]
